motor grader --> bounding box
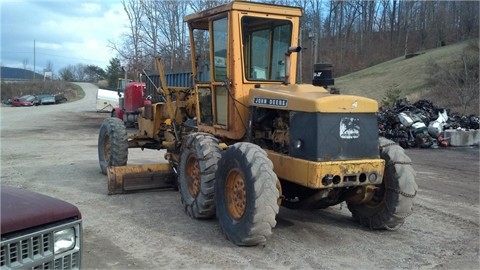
[98,1,417,246]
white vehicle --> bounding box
[96,88,121,112]
[96,79,131,112]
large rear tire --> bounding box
[98,117,128,175]
[347,137,417,230]
[178,133,222,219]
[215,143,279,246]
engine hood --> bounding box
[249,84,378,113]
[1,185,81,235]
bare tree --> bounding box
[390,0,397,56]
[189,0,227,13]
[123,0,145,77]
[457,1,479,40]
[401,0,418,57]
[443,49,479,114]
[426,41,479,114]
[152,1,190,71]
[44,60,53,73]
[293,0,320,82]
[359,0,376,53]
[310,0,322,64]
[22,58,29,80]
[108,0,478,80]
[58,64,86,82]
[22,58,29,70]
[108,0,145,79]
[139,0,162,69]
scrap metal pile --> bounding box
[378,99,479,148]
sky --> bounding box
[0,0,129,75]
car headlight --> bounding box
[54,228,76,253]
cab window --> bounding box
[213,17,228,81]
[242,17,292,81]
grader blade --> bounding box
[107,164,177,195]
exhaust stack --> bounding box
[284,46,302,85]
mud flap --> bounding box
[107,164,177,195]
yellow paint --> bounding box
[136,103,169,141]
[267,150,385,189]
[184,1,302,22]
[186,1,302,140]
[250,84,379,113]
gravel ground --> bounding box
[1,82,478,269]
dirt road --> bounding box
[1,83,478,269]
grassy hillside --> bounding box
[335,40,478,115]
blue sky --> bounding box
[1,0,129,74]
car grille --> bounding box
[1,221,81,270]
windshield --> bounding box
[242,16,292,81]
[20,95,35,102]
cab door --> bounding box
[195,16,229,130]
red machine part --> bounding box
[124,82,146,112]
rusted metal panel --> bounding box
[107,164,176,195]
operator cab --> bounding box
[185,1,301,139]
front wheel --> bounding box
[98,117,128,175]
[347,137,417,230]
[178,133,222,219]
[215,143,279,246]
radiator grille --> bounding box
[54,252,79,269]
[1,221,81,269]
[32,261,52,270]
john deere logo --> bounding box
[253,97,288,107]
[340,117,360,139]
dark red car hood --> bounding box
[1,185,81,235]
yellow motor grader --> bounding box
[98,1,417,246]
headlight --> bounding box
[293,139,302,149]
[368,173,377,183]
[54,228,76,253]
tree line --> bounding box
[57,0,478,86]
[57,59,125,88]
[109,0,478,83]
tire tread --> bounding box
[216,143,279,246]
[98,117,128,174]
[348,137,417,230]
[179,133,222,219]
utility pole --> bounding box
[33,40,36,80]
